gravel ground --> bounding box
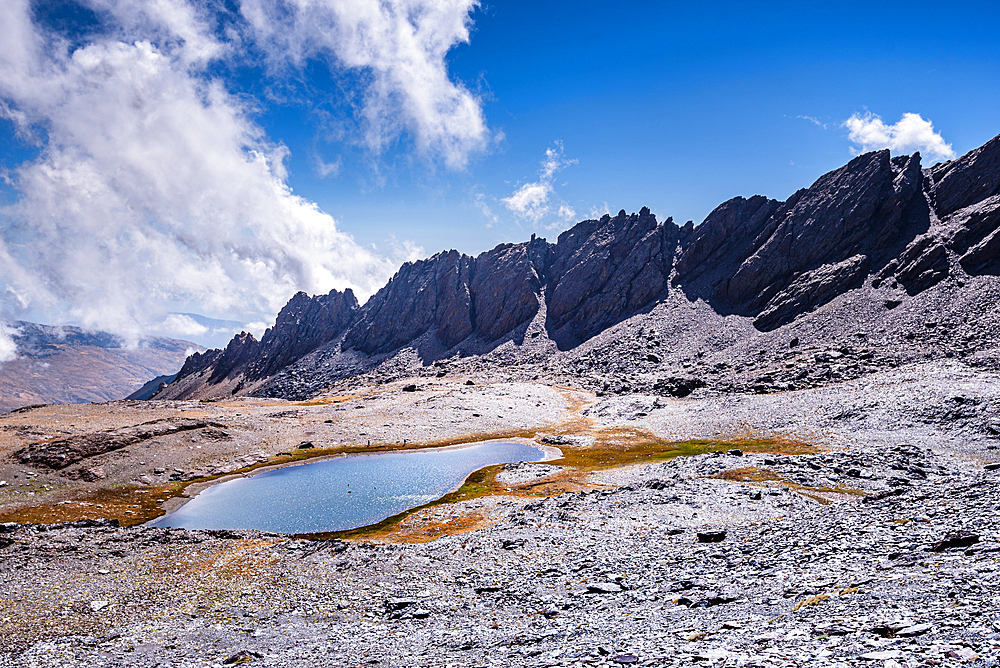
[2,360,999,666]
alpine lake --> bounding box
[150,440,547,534]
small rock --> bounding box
[89,600,109,612]
[896,623,932,637]
[697,531,727,543]
[586,582,623,594]
[402,384,418,392]
[385,598,418,612]
[612,655,638,664]
[861,650,903,660]
[223,650,260,665]
[931,531,979,552]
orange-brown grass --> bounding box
[364,510,489,544]
[0,484,177,526]
[707,465,867,505]
[555,431,817,470]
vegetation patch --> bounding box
[0,483,178,526]
[556,432,817,470]
[707,465,867,505]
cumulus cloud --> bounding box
[844,112,956,163]
[502,142,577,224]
[0,0,414,343]
[241,0,490,169]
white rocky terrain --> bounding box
[1,358,998,667]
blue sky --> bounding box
[280,0,1000,252]
[0,0,998,349]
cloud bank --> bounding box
[845,112,956,163]
[0,0,490,346]
[502,142,577,225]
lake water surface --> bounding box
[150,441,546,534]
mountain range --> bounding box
[0,323,202,413]
[157,132,1000,402]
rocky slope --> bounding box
[2,360,1000,666]
[157,133,1000,403]
[0,323,201,413]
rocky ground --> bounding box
[1,357,999,667]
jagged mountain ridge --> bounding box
[161,133,1000,400]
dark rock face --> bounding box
[949,197,1000,275]
[173,288,358,385]
[248,289,358,380]
[675,195,779,283]
[469,238,548,343]
[207,332,260,384]
[927,134,1000,217]
[344,251,475,355]
[713,152,930,326]
[173,349,222,383]
[754,254,870,331]
[546,208,678,348]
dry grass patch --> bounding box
[0,484,177,526]
[555,433,817,470]
[711,466,783,483]
[707,465,867,505]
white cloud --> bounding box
[0,323,21,363]
[844,112,956,163]
[588,202,612,219]
[792,114,829,129]
[159,314,209,338]
[474,192,498,228]
[313,153,343,178]
[502,142,577,224]
[241,0,490,169]
[0,0,411,344]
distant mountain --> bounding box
[125,374,179,401]
[0,322,202,413]
[159,132,1000,401]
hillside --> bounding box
[0,323,202,413]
